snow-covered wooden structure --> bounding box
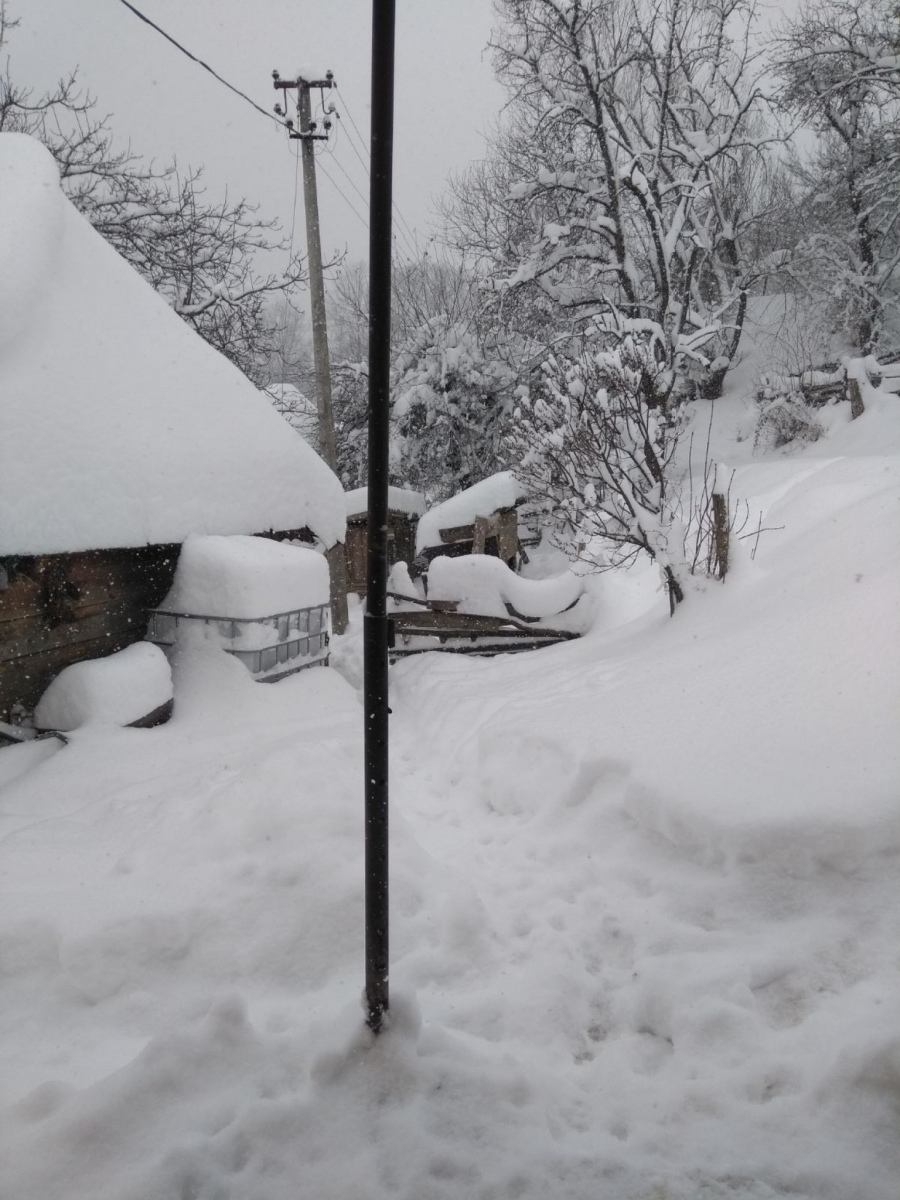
[415,472,528,573]
[344,486,425,594]
[0,134,345,721]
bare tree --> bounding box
[487,0,782,401]
[772,0,900,353]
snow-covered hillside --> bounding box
[0,391,897,1198]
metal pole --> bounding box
[364,0,396,1034]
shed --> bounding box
[415,472,528,571]
[0,134,345,721]
[344,486,426,594]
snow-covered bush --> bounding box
[754,391,826,452]
[510,340,689,610]
[390,317,519,501]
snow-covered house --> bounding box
[415,472,527,572]
[343,486,425,594]
[0,134,345,720]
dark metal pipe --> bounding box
[364,0,396,1034]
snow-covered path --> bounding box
[1,452,898,1199]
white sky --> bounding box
[9,1,507,268]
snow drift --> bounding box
[427,554,583,619]
[33,643,172,732]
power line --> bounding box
[336,91,420,256]
[288,142,301,261]
[336,91,372,160]
[320,143,372,217]
[117,0,288,130]
[315,157,370,231]
[332,116,418,257]
[116,0,408,258]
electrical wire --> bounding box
[116,0,288,131]
[335,91,371,160]
[328,122,418,258]
[337,91,420,254]
[315,156,370,231]
[288,142,301,262]
[116,0,407,252]
[318,142,372,219]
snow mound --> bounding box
[345,486,426,519]
[416,472,526,552]
[161,535,330,618]
[427,554,583,619]
[33,643,172,731]
[0,134,345,556]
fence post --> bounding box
[712,492,729,580]
[847,373,866,420]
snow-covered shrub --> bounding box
[390,317,519,501]
[754,389,826,452]
[510,339,689,610]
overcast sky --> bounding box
[9,1,507,267]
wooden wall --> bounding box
[0,544,179,720]
[345,512,418,594]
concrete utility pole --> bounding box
[273,70,349,634]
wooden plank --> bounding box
[497,510,519,563]
[1,545,179,625]
[394,625,574,642]
[0,605,144,663]
[345,525,368,593]
[391,609,573,637]
[472,516,490,555]
[439,523,477,545]
[0,569,43,622]
[0,629,141,719]
[390,639,569,659]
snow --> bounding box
[427,554,584,619]
[264,383,319,444]
[0,349,899,1197]
[416,471,527,552]
[345,485,426,519]
[0,134,345,556]
[160,535,330,618]
[33,643,172,732]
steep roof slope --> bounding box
[0,134,345,555]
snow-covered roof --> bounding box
[0,134,345,556]
[345,486,426,519]
[264,383,319,445]
[416,471,527,553]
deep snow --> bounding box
[0,381,898,1198]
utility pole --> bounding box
[273,69,349,635]
[364,0,396,1034]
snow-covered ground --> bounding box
[1,395,898,1198]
